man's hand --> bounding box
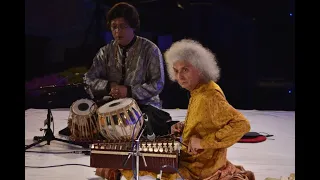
[171,121,184,137]
[109,85,128,99]
[109,82,118,89]
[187,135,203,155]
[109,82,119,98]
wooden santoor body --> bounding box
[90,138,180,173]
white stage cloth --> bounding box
[25,108,295,180]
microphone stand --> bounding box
[135,124,148,180]
[123,120,148,180]
[25,87,87,151]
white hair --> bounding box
[164,39,220,82]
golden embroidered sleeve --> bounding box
[200,92,251,149]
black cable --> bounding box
[25,150,90,155]
[25,164,91,168]
[24,144,47,148]
[156,165,184,180]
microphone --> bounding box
[55,73,81,84]
[37,73,83,90]
[144,114,155,141]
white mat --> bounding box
[25,108,295,180]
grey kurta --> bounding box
[84,36,165,108]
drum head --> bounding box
[72,99,95,116]
[98,98,133,114]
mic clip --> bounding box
[143,114,156,141]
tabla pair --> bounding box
[68,98,145,142]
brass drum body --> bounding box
[97,98,144,140]
[68,98,99,140]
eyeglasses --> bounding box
[110,24,129,31]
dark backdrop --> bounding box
[25,0,295,111]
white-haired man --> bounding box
[119,39,255,180]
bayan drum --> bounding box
[97,98,144,141]
[68,98,99,140]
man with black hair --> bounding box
[84,2,165,108]
[82,3,172,179]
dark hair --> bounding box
[106,2,140,31]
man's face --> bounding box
[110,17,134,46]
[173,60,202,91]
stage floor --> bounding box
[25,108,295,180]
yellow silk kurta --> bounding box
[121,81,251,180]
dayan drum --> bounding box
[68,99,99,140]
[97,98,144,141]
